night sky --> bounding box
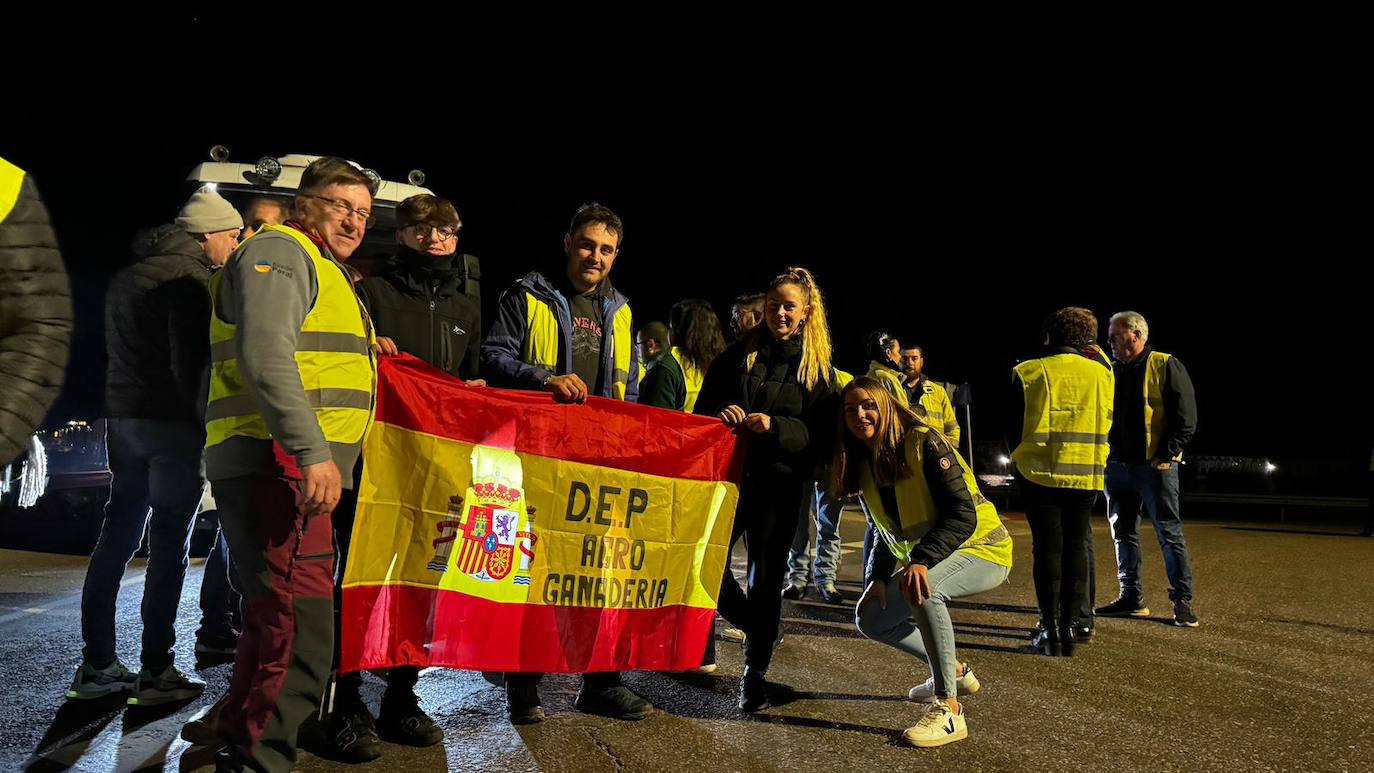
[8,50,1363,483]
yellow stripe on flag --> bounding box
[344,422,737,611]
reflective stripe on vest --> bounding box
[920,381,960,444]
[206,224,376,449]
[668,346,705,413]
[1145,350,1180,461]
[1012,353,1114,491]
[521,291,634,400]
[900,378,960,446]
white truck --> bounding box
[186,146,436,275]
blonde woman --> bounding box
[694,267,838,712]
[833,377,1013,748]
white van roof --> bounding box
[186,152,432,204]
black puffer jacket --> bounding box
[357,248,481,379]
[0,169,72,466]
[103,225,215,424]
[693,334,839,478]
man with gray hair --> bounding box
[205,157,379,772]
[1096,311,1200,627]
[69,187,242,705]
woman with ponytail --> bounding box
[693,267,839,711]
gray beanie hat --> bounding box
[176,188,244,234]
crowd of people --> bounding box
[0,154,1205,769]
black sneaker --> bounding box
[194,635,238,669]
[739,668,770,713]
[781,584,807,601]
[1095,596,1151,617]
[817,586,845,605]
[326,707,384,763]
[195,631,239,659]
[1173,600,1200,627]
[575,685,653,720]
[506,680,546,725]
[378,692,444,747]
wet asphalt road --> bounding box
[2,510,1371,772]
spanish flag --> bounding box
[340,356,743,673]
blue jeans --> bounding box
[1105,461,1194,602]
[787,483,843,588]
[80,417,206,672]
[856,552,1008,699]
[198,521,243,642]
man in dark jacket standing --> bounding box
[358,194,482,382]
[1096,310,1200,627]
[69,188,241,704]
[0,156,72,467]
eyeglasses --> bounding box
[307,195,375,227]
[404,223,459,240]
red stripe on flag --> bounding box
[340,583,716,673]
[373,355,745,483]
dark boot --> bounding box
[1032,620,1061,656]
[739,666,769,712]
[1058,620,1078,657]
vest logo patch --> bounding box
[939,456,953,470]
[253,260,294,278]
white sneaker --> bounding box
[902,699,968,748]
[907,663,980,702]
[720,626,746,643]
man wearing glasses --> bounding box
[203,157,378,772]
[358,194,483,384]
